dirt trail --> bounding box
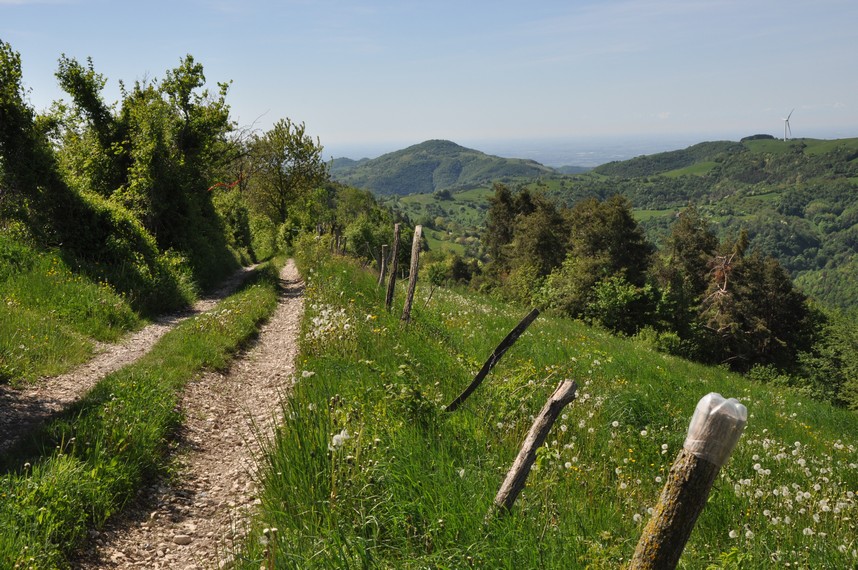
[76,260,304,569]
[0,265,257,456]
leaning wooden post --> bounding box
[490,379,577,516]
[384,224,401,311]
[377,244,388,287]
[630,393,748,570]
[400,225,423,323]
[446,308,539,412]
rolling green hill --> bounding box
[379,137,858,309]
[330,139,556,195]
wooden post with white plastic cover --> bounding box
[629,393,748,570]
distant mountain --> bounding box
[329,139,556,195]
[593,141,745,178]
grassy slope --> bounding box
[0,261,283,568]
[0,236,142,383]
[240,244,858,569]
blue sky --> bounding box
[3,0,857,160]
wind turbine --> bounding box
[782,109,794,141]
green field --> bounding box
[237,242,858,568]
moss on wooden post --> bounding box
[630,393,747,570]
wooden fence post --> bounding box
[490,379,577,516]
[377,244,388,287]
[385,223,401,312]
[446,308,539,412]
[630,393,747,570]
[400,225,423,323]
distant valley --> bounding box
[333,136,858,310]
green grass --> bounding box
[424,229,466,254]
[743,139,804,154]
[0,259,283,568]
[662,161,718,178]
[239,240,858,569]
[0,236,141,383]
[801,137,858,156]
[743,137,858,157]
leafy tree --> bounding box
[507,192,568,278]
[539,195,655,331]
[652,205,719,342]
[245,118,329,226]
[0,40,190,314]
[483,182,517,267]
[699,232,817,371]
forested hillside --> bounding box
[379,137,858,311]
[330,139,555,195]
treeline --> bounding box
[475,183,858,409]
[0,39,399,323]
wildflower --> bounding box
[745,530,754,539]
[803,527,814,536]
[633,514,642,523]
[457,468,465,478]
[612,421,620,428]
[640,429,648,437]
[329,428,350,450]
[301,370,315,378]
[729,530,738,539]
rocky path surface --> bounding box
[76,260,304,569]
[0,265,258,456]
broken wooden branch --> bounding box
[446,308,539,412]
[490,379,577,516]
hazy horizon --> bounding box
[324,127,858,168]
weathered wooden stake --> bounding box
[490,379,577,516]
[400,225,423,323]
[630,393,747,570]
[446,308,540,412]
[377,244,389,287]
[384,224,401,312]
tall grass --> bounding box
[240,237,857,568]
[0,235,140,383]
[0,260,283,568]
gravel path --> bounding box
[0,265,257,456]
[76,259,304,569]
